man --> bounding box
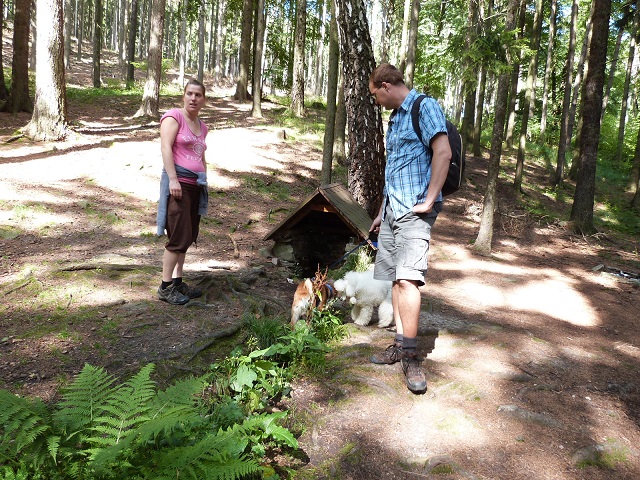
[368,64,451,393]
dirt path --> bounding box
[1,88,640,479]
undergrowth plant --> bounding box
[0,309,353,480]
[0,363,296,479]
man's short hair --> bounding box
[370,63,404,87]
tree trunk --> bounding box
[601,26,623,123]
[615,0,640,164]
[233,0,252,101]
[0,0,8,100]
[250,0,265,118]
[630,119,640,194]
[92,0,102,87]
[505,0,526,149]
[119,0,128,78]
[314,0,327,97]
[473,65,486,157]
[322,0,340,185]
[539,0,557,139]
[567,2,595,181]
[514,0,543,193]
[134,0,165,117]
[554,0,578,185]
[472,0,490,157]
[461,0,478,155]
[570,0,611,235]
[126,0,138,85]
[474,0,519,255]
[403,0,419,89]
[64,0,72,68]
[335,0,385,218]
[2,0,33,113]
[25,0,68,141]
[290,0,307,117]
[198,7,205,82]
[333,68,347,166]
[178,0,186,86]
[398,0,410,74]
[77,0,84,60]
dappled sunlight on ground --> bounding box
[434,244,599,326]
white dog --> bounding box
[333,270,394,327]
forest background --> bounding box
[1,0,640,478]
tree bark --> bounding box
[615,0,640,164]
[134,0,165,117]
[177,0,186,86]
[92,0,102,87]
[505,0,526,149]
[314,0,327,96]
[567,2,595,181]
[290,0,307,117]
[554,0,578,185]
[126,0,139,84]
[570,0,611,235]
[403,0,419,89]
[197,9,205,82]
[321,0,340,185]
[77,0,84,60]
[2,0,33,113]
[250,0,265,118]
[25,0,68,141]
[474,0,519,255]
[0,0,8,100]
[601,16,623,123]
[335,0,385,218]
[514,0,543,193]
[233,0,253,101]
[461,0,478,155]
[398,0,410,74]
[64,0,72,68]
[333,69,347,166]
[630,118,640,194]
[539,0,557,139]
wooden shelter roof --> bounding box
[263,183,374,244]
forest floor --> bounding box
[2,44,640,479]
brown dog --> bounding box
[290,277,335,326]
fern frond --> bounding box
[88,376,207,473]
[53,363,116,433]
[0,390,50,459]
[148,433,259,480]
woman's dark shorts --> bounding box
[165,182,201,253]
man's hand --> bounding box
[412,202,433,214]
[369,212,382,234]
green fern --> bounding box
[0,390,51,469]
[87,363,156,447]
[53,363,116,434]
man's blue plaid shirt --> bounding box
[382,89,448,220]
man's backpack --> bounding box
[411,94,464,196]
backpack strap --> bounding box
[410,94,427,145]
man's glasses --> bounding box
[371,84,383,99]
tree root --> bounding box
[186,322,244,364]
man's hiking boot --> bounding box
[401,353,427,393]
[158,285,190,305]
[175,282,202,299]
[370,343,403,365]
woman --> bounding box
[156,79,209,305]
